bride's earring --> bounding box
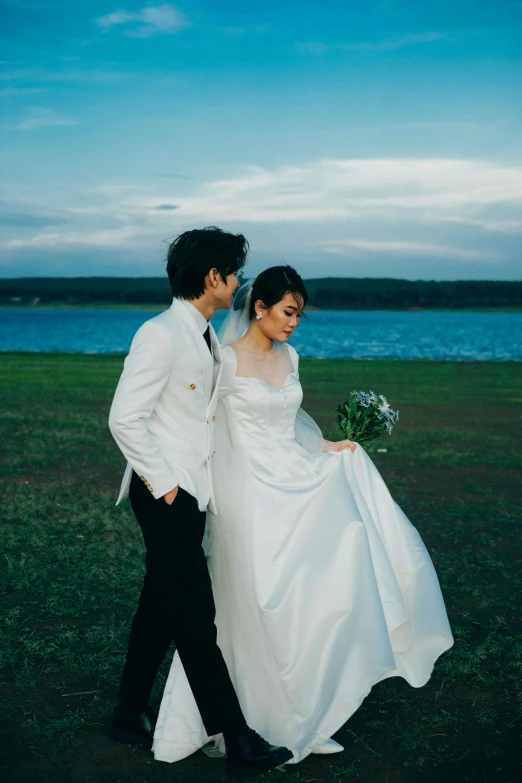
[256,313,262,320]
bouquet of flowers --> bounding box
[336,391,399,447]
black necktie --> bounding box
[203,326,212,354]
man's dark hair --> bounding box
[166,226,249,299]
[248,265,308,319]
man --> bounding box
[108,227,292,773]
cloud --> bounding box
[0,87,44,96]
[153,173,189,180]
[218,23,272,36]
[0,67,127,84]
[320,239,497,261]
[12,108,79,131]
[3,158,521,269]
[5,226,139,249]
[0,68,37,82]
[297,32,446,55]
[296,42,331,56]
[424,215,522,234]
[167,158,522,223]
[96,4,189,38]
[0,209,69,228]
[346,31,446,51]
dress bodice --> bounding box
[218,344,303,447]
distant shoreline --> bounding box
[1,303,522,313]
[3,277,521,311]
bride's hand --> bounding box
[323,439,357,453]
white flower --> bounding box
[342,390,399,442]
[353,390,371,407]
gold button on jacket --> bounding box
[190,383,197,390]
[139,475,154,493]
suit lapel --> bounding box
[209,323,223,407]
[173,300,213,397]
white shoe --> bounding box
[310,738,344,754]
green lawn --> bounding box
[0,354,520,783]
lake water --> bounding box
[1,308,521,361]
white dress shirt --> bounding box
[179,298,219,389]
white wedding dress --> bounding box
[153,343,453,765]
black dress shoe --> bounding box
[109,703,157,748]
[224,727,293,775]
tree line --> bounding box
[1,276,521,309]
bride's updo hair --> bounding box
[249,265,308,319]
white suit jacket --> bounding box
[109,298,222,513]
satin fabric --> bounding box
[153,345,453,764]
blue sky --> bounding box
[1,1,521,280]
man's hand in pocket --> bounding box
[163,486,179,505]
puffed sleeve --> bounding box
[217,344,238,400]
[286,343,300,378]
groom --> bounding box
[108,227,292,773]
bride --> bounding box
[153,265,453,765]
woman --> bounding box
[153,266,453,765]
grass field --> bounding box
[0,354,520,783]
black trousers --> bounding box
[118,471,246,736]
